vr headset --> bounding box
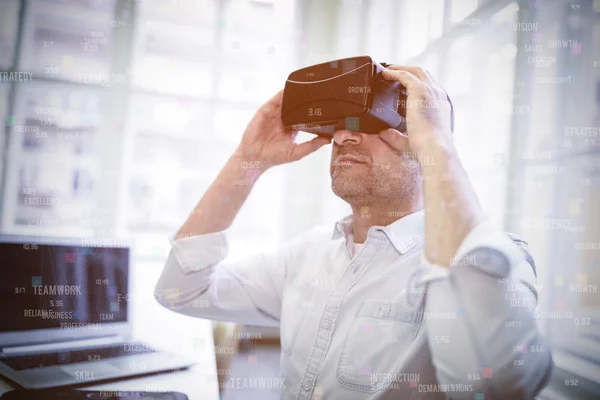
[281,55,454,135]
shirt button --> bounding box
[380,303,391,314]
[322,319,331,329]
[303,380,312,391]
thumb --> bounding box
[290,136,331,161]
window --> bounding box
[0,0,298,348]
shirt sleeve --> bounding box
[413,220,554,400]
[154,228,295,328]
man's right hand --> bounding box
[237,90,331,171]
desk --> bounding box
[0,320,220,400]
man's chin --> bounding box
[331,178,368,200]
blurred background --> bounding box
[0,0,599,398]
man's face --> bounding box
[329,130,421,204]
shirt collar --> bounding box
[331,210,425,255]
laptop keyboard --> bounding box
[0,343,156,371]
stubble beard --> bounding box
[331,158,421,205]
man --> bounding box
[155,65,553,399]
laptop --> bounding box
[0,235,195,389]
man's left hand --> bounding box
[378,66,486,268]
[378,65,454,155]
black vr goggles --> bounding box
[281,56,454,136]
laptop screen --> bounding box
[0,242,129,333]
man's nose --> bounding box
[332,130,362,145]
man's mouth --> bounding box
[336,156,367,166]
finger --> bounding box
[290,135,331,161]
[268,88,284,100]
[381,69,424,91]
[379,128,408,150]
[261,89,284,112]
[385,65,434,86]
[258,92,284,119]
[422,68,438,86]
[420,69,448,95]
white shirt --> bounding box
[350,242,365,258]
[155,210,553,399]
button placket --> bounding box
[352,239,385,274]
[297,281,347,399]
[297,240,388,400]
